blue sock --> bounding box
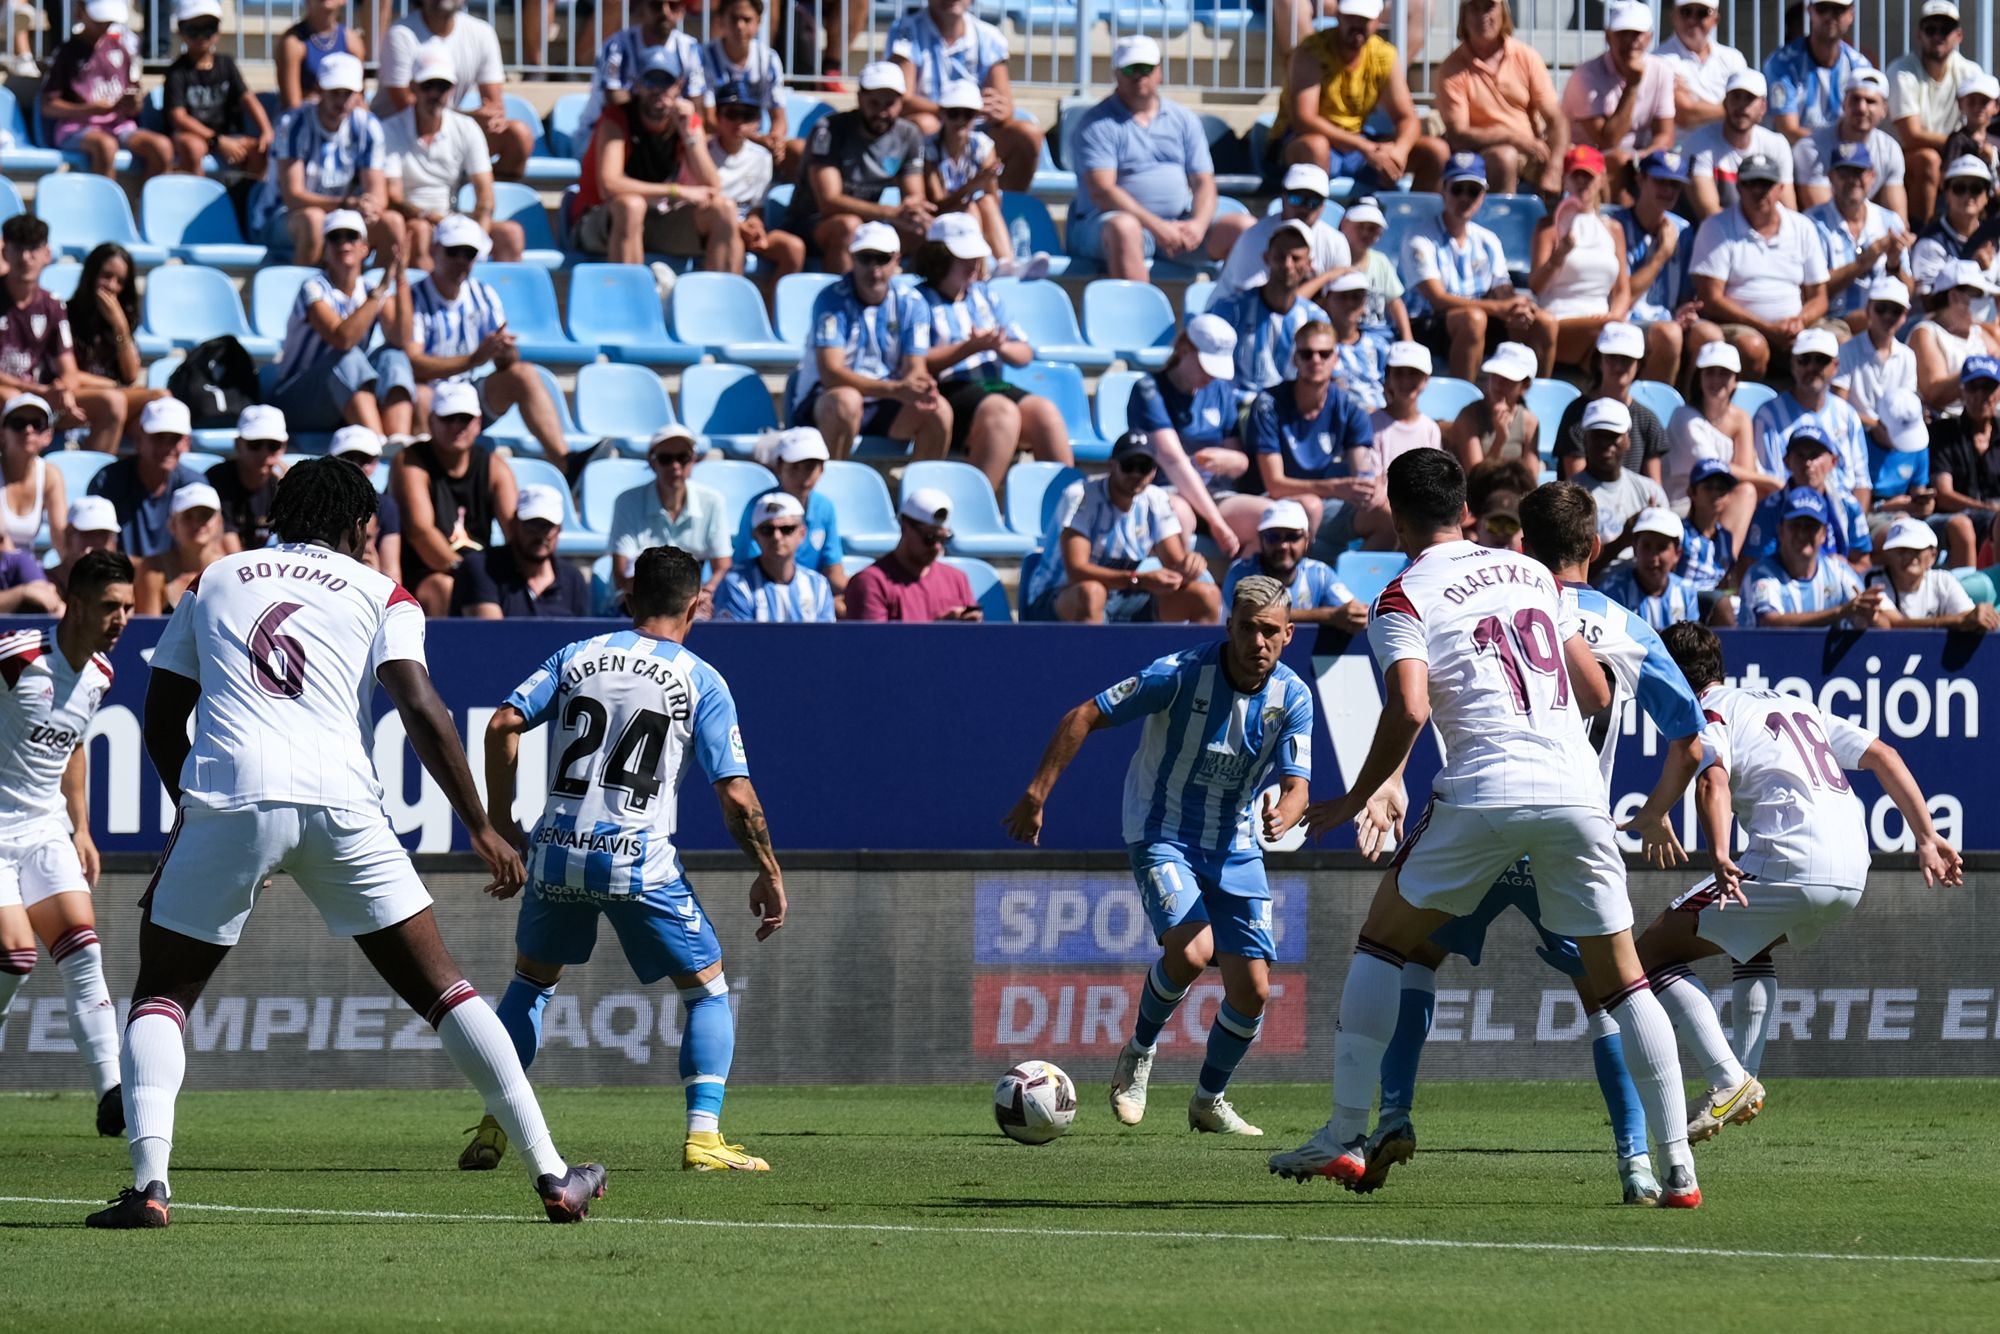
[495,972,556,1071]
[680,974,735,1134]
[1378,964,1436,1118]
[1589,1012,1648,1161]
[1195,1000,1262,1099]
[1131,958,1191,1051]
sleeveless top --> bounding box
[2,457,43,550]
[399,442,495,589]
[1537,211,1619,319]
[1463,399,1533,462]
[286,21,352,99]
[1913,318,1999,418]
[1665,405,1737,510]
[1276,32,1396,137]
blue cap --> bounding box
[1443,152,1487,186]
[1690,457,1737,488]
[1962,355,2000,385]
[1830,140,1873,173]
[1786,423,1835,455]
[1779,486,1832,526]
[1640,149,1689,183]
[636,45,686,85]
[713,77,754,108]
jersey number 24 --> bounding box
[552,698,671,810]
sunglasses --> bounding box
[1116,63,1157,78]
[719,105,760,121]
[3,414,48,432]
[1261,529,1306,543]
[650,451,694,467]
[419,79,455,95]
[443,245,480,262]
[1949,180,1990,195]
[1868,301,1906,318]
[1284,190,1325,208]
[913,523,950,545]
[180,19,219,37]
[1482,513,1522,538]
[1448,182,1485,198]
[853,251,895,267]
[326,230,364,245]
[1794,354,1834,367]
[240,437,284,452]
[1810,3,1847,15]
[758,522,802,536]
[438,412,477,427]
[1116,456,1157,476]
[1922,21,1959,37]
[1295,346,1335,361]
[942,107,979,121]
[1676,4,1713,15]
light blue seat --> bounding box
[38,261,81,301]
[147,354,181,389]
[942,555,1013,622]
[142,176,266,269]
[1376,192,1445,268]
[250,265,319,342]
[761,181,794,233]
[1003,360,1111,461]
[1480,193,1548,275]
[504,92,581,187]
[507,454,603,557]
[998,193,1071,277]
[143,266,282,360]
[182,451,224,476]
[546,93,589,159]
[1201,113,1261,197]
[1733,383,1779,414]
[575,363,676,454]
[1335,551,1408,608]
[691,458,778,533]
[680,363,780,456]
[817,459,900,556]
[1182,282,1217,318]
[579,458,654,534]
[902,459,1034,558]
[989,278,1109,369]
[775,272,839,347]
[457,180,565,270]
[34,175,167,267]
[562,262,699,364]
[0,87,63,174]
[670,272,797,367]
[1525,377,1583,460]
[48,450,114,498]
[0,177,25,226]
[481,263,595,364]
[1094,369,1143,441]
[1028,122,1077,200]
[783,92,834,140]
[1082,280,1177,371]
[482,363,594,456]
[1630,380,1686,425]
[1417,376,1482,421]
[1005,460,1082,538]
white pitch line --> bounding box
[3,1195,1995,1267]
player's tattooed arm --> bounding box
[717,778,785,939]
[483,706,530,850]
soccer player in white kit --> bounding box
[1267,449,1707,1207]
[0,550,133,1136]
[87,459,605,1229]
[1639,622,1963,1143]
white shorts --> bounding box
[1394,799,1631,939]
[1671,876,1861,962]
[0,817,89,911]
[146,802,433,947]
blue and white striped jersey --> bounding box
[920,278,1023,381]
[1750,391,1870,496]
[1742,553,1864,625]
[1400,216,1510,319]
[1206,290,1329,403]
[1807,199,1904,316]
[1093,639,1313,855]
[1597,565,1703,632]
[252,104,385,233]
[1569,582,1706,792]
[408,273,505,375]
[1221,555,1354,610]
[712,562,837,623]
[700,38,785,110]
[1761,38,1872,135]
[507,630,747,896]
[926,128,996,197]
[1331,336,1386,411]
[792,277,932,409]
[886,10,1009,101]
[1026,478,1182,606]
[1676,518,1734,591]
[274,273,370,381]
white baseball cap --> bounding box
[857,61,906,94]
[317,52,365,94]
[331,424,384,458]
[899,486,953,526]
[1338,0,1385,19]
[67,495,119,534]
[1945,153,1994,182]
[773,426,830,464]
[236,403,287,442]
[1725,70,1769,99]
[647,424,697,451]
[140,397,191,436]
[1,391,51,422]
[1631,507,1683,541]
[322,208,367,238]
[1792,326,1840,359]
[170,482,221,516]
[1846,69,1890,96]
[1877,388,1930,454]
[850,220,902,256]
[1325,270,1370,294]
[1258,498,1312,533]
[1595,321,1646,360]
[751,491,806,526]
[1938,258,2000,294]
[1958,73,2000,102]
[1880,516,1939,551]
[1280,163,1331,197]
[514,484,566,526]
[1480,341,1537,382]
[85,0,128,22]
[412,41,458,87]
[1605,1,1654,33]
[1386,340,1432,374]
[174,0,222,21]
[1343,198,1386,227]
[1186,313,1238,380]
[1922,0,1961,19]
[1582,397,1632,433]
[433,213,492,256]
[432,380,482,418]
[927,212,992,260]
[1111,35,1163,68]
[1864,276,1912,308]
[1695,340,1742,372]
[937,80,983,113]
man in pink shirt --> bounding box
[845,486,984,621]
[1562,1,1678,200]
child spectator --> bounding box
[163,0,274,178]
[1600,506,1703,627]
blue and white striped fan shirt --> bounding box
[1598,565,1704,631]
[1750,391,1871,495]
[1400,216,1510,319]
[1207,290,1330,403]
[792,277,932,409]
[921,278,1023,381]
[274,273,369,380]
[886,10,1009,101]
[700,39,785,109]
[1027,478,1182,606]
[1743,553,1864,625]
[409,273,506,375]
[712,563,837,623]
[252,104,386,234]
[926,128,995,197]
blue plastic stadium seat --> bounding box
[1182,282,1217,318]
[942,555,1013,622]
[989,278,1109,369]
[996,193,1071,277]
[546,93,588,159]
[1005,460,1082,538]
[1028,123,1077,200]
[1417,376,1482,422]
[1376,192,1445,268]
[482,364,594,456]
[1002,360,1111,461]
[1524,377,1583,460]
[482,263,595,364]
[507,455,603,557]
[579,457,654,534]
[143,265,281,360]
[575,362,677,454]
[1093,369,1143,441]
[500,92,580,187]
[817,459,900,556]
[0,177,25,226]
[1082,280,1177,371]
[679,363,779,457]
[47,450,114,498]
[0,88,63,174]
[1479,193,1548,274]
[146,354,181,389]
[902,459,1034,558]
[34,175,167,267]
[761,181,794,234]
[456,180,565,271]
[181,451,225,476]
[38,261,81,301]
[690,457,778,533]
[249,265,318,343]
[563,262,699,364]
[142,176,267,270]
[1732,383,1779,415]
[1202,113,1263,197]
[1630,380,1686,425]
[774,272,839,348]
[1336,551,1408,608]
[670,272,796,367]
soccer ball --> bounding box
[993,1060,1077,1145]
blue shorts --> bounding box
[1127,841,1275,962]
[267,347,414,433]
[515,876,723,985]
[1426,859,1585,978]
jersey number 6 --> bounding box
[250,601,308,700]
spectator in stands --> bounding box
[0,530,59,611]
[1209,223,1330,405]
[1930,356,2000,550]
[1909,158,2000,306]
[1600,506,1702,627]
[1338,197,1411,347]
[1574,398,1669,578]
[887,0,1043,193]
[255,52,401,264]
[1402,153,1554,382]
[1023,431,1219,624]
[38,0,171,180]
[610,424,730,607]
[0,218,123,454]
[1528,145,1632,373]
[1685,71,1797,220]
[1216,163,1351,303]
[1610,149,1714,385]
[1687,151,1831,379]
[133,481,224,614]
[1912,260,2000,416]
[1666,341,1763,541]
[912,214,1068,491]
[1221,498,1366,630]
[48,496,121,598]
[791,222,945,462]
[330,424,399,575]
[1678,458,1739,607]
[164,0,273,179]
[702,0,793,173]
[1274,0,1446,193]
[1321,271,1385,411]
[0,392,65,555]
[1742,487,1872,625]
[276,0,363,109]
[571,46,741,274]
[1940,74,2000,182]
[1365,341,1443,548]
[1835,278,1918,437]
[393,380,518,615]
[374,0,531,181]
[1554,322,1666,481]
[1243,319,1375,555]
[714,491,837,623]
[786,62,929,271]
[1793,70,1907,218]
[1867,388,1971,564]
[207,404,288,553]
[1124,313,1248,559]
[1065,36,1255,282]
[845,486,983,622]
[1808,143,1911,326]
[1443,340,1540,475]
[1761,0,1873,142]
[922,82,1017,269]
[709,79,807,286]
[1889,1,1982,226]
[734,427,849,605]
[1657,1,1749,129]
[1561,2,1677,197]
[1753,327,1871,506]
[450,483,589,618]
[1466,461,1531,549]
[1434,0,1568,196]
[88,398,204,560]
[1739,422,1871,570]
[66,242,162,451]
[268,211,414,438]
[574,0,708,163]
[1868,516,1998,628]
[382,46,525,267]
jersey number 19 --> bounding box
[1473,608,1570,713]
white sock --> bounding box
[1731,963,1776,1077]
[123,1000,188,1194]
[0,946,33,1042]
[1331,945,1403,1143]
[52,928,120,1096]
[432,984,567,1182]
[1654,968,1748,1088]
[1607,979,1693,1174]
[1586,1009,1618,1043]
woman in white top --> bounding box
[1664,341,1766,550]
[1911,264,2000,417]
[0,394,67,559]
[1527,145,1631,373]
[134,484,227,616]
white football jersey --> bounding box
[1697,684,1874,890]
[1370,540,1604,809]
[1570,583,1707,793]
[0,629,114,821]
[150,544,426,813]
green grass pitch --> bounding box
[3,1079,1996,1332]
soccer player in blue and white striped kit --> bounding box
[467,546,788,1173]
[1005,575,1313,1135]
